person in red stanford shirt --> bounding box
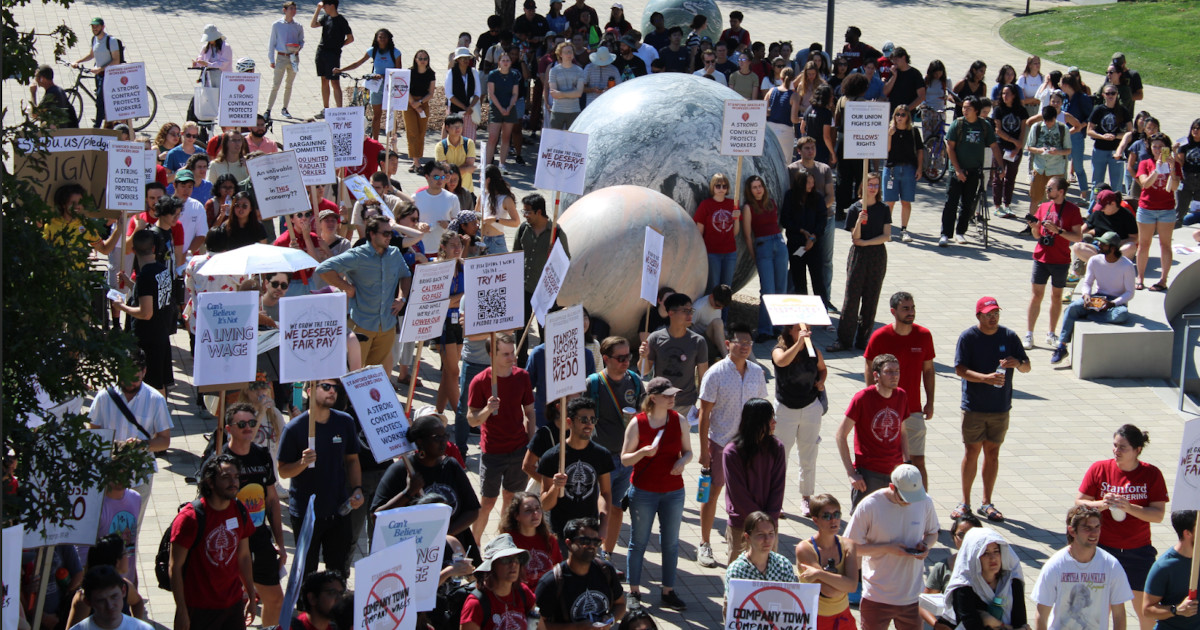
[836,353,910,512]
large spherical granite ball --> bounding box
[563,72,790,291]
[558,185,707,338]
[639,0,723,44]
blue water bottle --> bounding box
[292,382,304,410]
[696,468,712,503]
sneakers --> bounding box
[697,542,717,567]
[800,496,812,518]
[938,235,949,247]
[995,205,1014,218]
[954,234,968,245]
[627,592,643,611]
[1022,331,1034,350]
[900,228,913,243]
[660,590,688,610]
[1051,345,1069,365]
[264,108,272,121]
[314,110,325,119]
[1045,332,1058,347]
[514,155,528,166]
[281,107,292,119]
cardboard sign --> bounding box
[277,496,316,628]
[106,140,145,212]
[340,366,415,460]
[2,526,20,629]
[640,226,664,305]
[534,128,589,195]
[384,68,412,131]
[23,429,112,547]
[725,580,821,630]
[279,293,348,383]
[371,504,452,611]
[282,121,337,186]
[762,294,833,327]
[102,62,150,119]
[530,240,570,327]
[1174,418,1200,510]
[354,538,418,630]
[219,72,261,127]
[325,106,366,168]
[193,291,259,387]
[247,151,310,219]
[462,251,525,336]
[13,129,120,213]
[843,100,890,160]
[545,304,586,401]
[398,299,450,344]
[344,174,381,203]
[721,99,768,156]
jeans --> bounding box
[482,234,508,254]
[1091,148,1125,198]
[820,214,835,306]
[456,360,489,453]
[1069,131,1089,200]
[627,486,685,589]
[754,234,788,335]
[94,74,106,127]
[941,169,982,237]
[1059,299,1130,345]
[706,251,738,294]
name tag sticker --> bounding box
[226,517,239,531]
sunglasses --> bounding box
[816,510,842,521]
[374,229,393,236]
[572,416,596,425]
[714,183,728,189]
[295,211,314,219]
[315,383,337,391]
[672,307,695,315]
[184,133,199,138]
[269,281,289,289]
[430,174,446,181]
[232,419,259,429]
[608,353,632,362]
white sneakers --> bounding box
[697,542,717,567]
[938,235,949,247]
[1045,332,1059,347]
[900,229,913,243]
[1023,332,1034,350]
[954,234,968,245]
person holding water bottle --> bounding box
[950,297,1029,526]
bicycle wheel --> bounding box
[65,89,85,128]
[974,182,989,249]
[924,139,948,183]
[131,86,158,131]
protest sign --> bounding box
[725,579,820,630]
[22,378,83,429]
[193,291,259,387]
[1174,418,1200,510]
[325,106,366,168]
[13,129,119,213]
[462,252,525,336]
[282,121,337,186]
[102,62,149,119]
[247,151,309,219]
[355,538,418,630]
[371,504,452,611]
[398,299,450,344]
[409,260,458,304]
[640,227,664,305]
[279,293,347,382]
[277,496,315,628]
[23,428,111,548]
[843,100,890,160]
[219,72,261,127]
[530,240,570,326]
[106,140,145,212]
[2,525,20,629]
[384,68,412,130]
[721,99,767,156]
[341,366,415,460]
[345,174,381,203]
[534,129,588,195]
[545,304,586,401]
[762,294,833,327]
[144,148,157,184]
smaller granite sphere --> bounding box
[640,0,722,45]
[557,186,707,339]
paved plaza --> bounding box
[8,0,1200,627]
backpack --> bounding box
[429,578,475,630]
[466,584,532,630]
[438,137,476,158]
[154,498,249,591]
[1031,120,1067,151]
[95,34,127,64]
[369,46,400,69]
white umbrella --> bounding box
[198,243,320,276]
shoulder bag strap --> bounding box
[106,386,153,439]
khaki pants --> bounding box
[403,103,429,161]
[267,53,297,111]
[350,318,396,367]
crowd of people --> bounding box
[14,1,1200,630]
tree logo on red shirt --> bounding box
[870,407,902,442]
[204,522,239,566]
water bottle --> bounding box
[992,364,1005,389]
[696,468,712,503]
[292,382,304,409]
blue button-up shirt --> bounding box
[267,18,305,59]
[315,243,411,332]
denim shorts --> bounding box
[883,163,917,202]
[1136,207,1176,224]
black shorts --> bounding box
[1100,543,1156,591]
[315,49,342,80]
[440,318,464,345]
[249,527,281,586]
[138,334,175,390]
[1031,261,1069,288]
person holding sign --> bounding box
[436,232,467,416]
[1142,511,1200,625]
[771,324,827,513]
[795,494,860,629]
[724,512,797,611]
[827,171,891,354]
[538,397,614,539]
[71,17,122,127]
[43,183,121,260]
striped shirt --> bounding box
[88,383,173,443]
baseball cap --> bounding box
[975,296,1000,314]
[1096,189,1120,210]
[523,0,536,8]
[90,17,104,25]
[318,209,340,221]
[1097,231,1122,248]
[646,377,681,397]
[174,169,195,183]
[891,464,926,503]
[612,2,623,7]
[1067,66,1079,74]
[1112,52,1126,63]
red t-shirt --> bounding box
[844,386,909,475]
[206,135,221,159]
[1033,200,1083,265]
[273,231,321,284]
[864,324,935,414]
[460,583,536,630]
[508,531,562,590]
[344,137,386,177]
[468,367,535,454]
[155,165,170,187]
[1137,159,1179,211]
[1078,459,1169,549]
[694,197,739,255]
[169,499,253,609]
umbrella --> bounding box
[198,243,319,276]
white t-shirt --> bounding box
[1017,74,1043,107]
[761,76,782,92]
[177,196,209,259]
[413,188,459,251]
[70,614,154,630]
[1032,546,1132,630]
[691,294,723,329]
[844,489,940,606]
[693,69,728,86]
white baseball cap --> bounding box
[891,464,926,503]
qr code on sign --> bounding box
[332,133,352,157]
[476,287,507,319]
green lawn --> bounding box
[999,0,1200,95]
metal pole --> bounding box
[1181,314,1200,412]
[825,0,835,62]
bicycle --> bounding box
[916,104,948,183]
[969,165,994,249]
[338,72,377,130]
[59,61,158,131]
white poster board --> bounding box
[399,260,457,343]
[247,151,310,219]
[384,68,412,131]
[721,99,767,156]
[278,292,348,383]
[530,240,570,327]
[23,428,112,548]
[282,121,337,186]
[371,503,452,611]
[344,174,381,203]
[354,538,418,630]
[2,526,21,629]
[398,300,450,344]
[640,226,664,305]
[761,294,833,327]
[193,291,259,387]
[725,580,821,630]
[325,106,366,168]
[534,128,589,195]
[340,366,415,460]
[462,251,525,336]
[843,100,890,160]
[544,304,586,401]
[106,140,145,212]
[102,62,149,120]
[218,72,261,127]
[1173,418,1200,510]
[144,148,157,184]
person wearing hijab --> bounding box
[942,528,1029,630]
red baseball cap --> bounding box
[976,296,1001,314]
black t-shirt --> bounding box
[278,409,360,518]
[536,442,614,536]
[888,67,924,110]
[715,60,737,79]
[643,30,669,52]
[317,13,352,52]
[224,443,278,532]
[535,562,624,624]
[991,103,1025,151]
[39,85,77,127]
[1089,105,1127,151]
[657,46,690,73]
[781,188,825,253]
[590,372,641,455]
[133,261,173,341]
[527,424,561,462]
[1180,141,1200,175]
[227,221,267,249]
[410,67,437,99]
[1086,208,1138,240]
[886,127,924,166]
[612,55,646,81]
[370,456,480,525]
[843,201,891,241]
[512,14,550,41]
[145,225,175,269]
[804,106,834,164]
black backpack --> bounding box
[154,498,249,590]
[94,34,128,64]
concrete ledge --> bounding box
[1073,319,1174,379]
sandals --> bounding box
[950,502,970,519]
[978,503,1005,522]
[1149,283,1168,293]
[825,341,848,353]
[1135,282,1145,290]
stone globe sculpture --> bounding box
[640,0,722,44]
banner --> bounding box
[277,496,316,628]
[219,72,261,127]
[247,151,310,219]
[462,252,525,336]
[279,293,347,383]
[282,121,337,186]
[12,129,119,212]
[325,106,366,168]
[725,579,820,630]
[843,100,890,160]
[340,366,415,460]
[640,227,664,305]
[106,140,145,212]
[23,428,112,547]
[371,504,452,611]
[345,174,381,203]
[398,299,450,344]
[2,526,20,629]
[194,291,259,387]
[530,241,570,327]
[545,304,586,401]
[102,62,149,120]
[384,68,412,131]
[354,538,418,630]
[1174,418,1200,510]
[534,128,588,195]
[761,294,832,327]
[721,99,767,156]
